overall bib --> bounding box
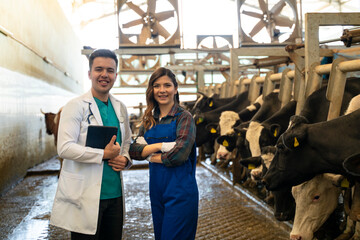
[144,114,199,240]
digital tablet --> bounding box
[85,125,118,149]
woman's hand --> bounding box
[161,142,176,152]
[135,136,147,144]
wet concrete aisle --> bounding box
[0,158,290,239]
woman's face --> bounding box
[152,75,178,107]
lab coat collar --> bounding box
[82,90,103,125]
[82,90,124,125]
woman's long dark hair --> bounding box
[142,67,180,130]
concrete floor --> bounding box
[0,157,290,239]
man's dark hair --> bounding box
[88,49,118,70]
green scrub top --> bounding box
[94,97,122,200]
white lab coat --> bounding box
[50,90,132,235]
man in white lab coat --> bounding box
[50,49,132,239]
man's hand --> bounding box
[108,155,128,171]
[103,135,120,160]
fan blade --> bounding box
[155,10,174,22]
[120,77,130,86]
[249,20,266,37]
[147,0,156,15]
[274,15,294,28]
[154,22,170,39]
[201,54,213,63]
[270,0,286,16]
[125,55,138,65]
[122,18,143,28]
[242,10,263,19]
[139,26,151,44]
[200,45,210,49]
[126,2,145,17]
[219,54,230,63]
[258,0,268,13]
[213,37,217,48]
[139,56,148,68]
[145,55,157,60]
[134,76,141,84]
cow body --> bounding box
[43,108,62,145]
[42,108,63,174]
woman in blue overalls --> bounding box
[130,67,198,240]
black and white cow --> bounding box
[243,100,297,179]
[244,77,360,182]
[215,95,264,161]
[263,107,360,191]
[216,92,282,161]
[194,91,251,147]
[263,78,360,191]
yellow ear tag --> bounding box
[294,137,299,147]
[238,132,241,136]
[196,117,203,125]
[248,164,255,170]
[209,101,213,107]
[341,178,350,188]
[210,128,217,134]
[273,128,278,137]
[222,140,229,147]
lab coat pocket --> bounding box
[58,170,85,209]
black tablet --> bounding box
[85,125,118,149]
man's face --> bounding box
[89,57,117,100]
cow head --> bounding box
[194,113,209,146]
[41,108,62,145]
[290,174,343,240]
[194,112,220,146]
[246,121,279,157]
[240,146,276,181]
[216,111,240,160]
[41,109,57,135]
[263,115,320,191]
[273,187,295,222]
[191,93,217,114]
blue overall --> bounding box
[144,114,199,240]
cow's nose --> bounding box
[290,234,302,240]
[217,152,228,160]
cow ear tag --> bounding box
[248,164,255,170]
[341,178,350,188]
[294,137,299,147]
[222,139,229,147]
[196,117,203,125]
[210,128,217,134]
[273,128,278,137]
[209,101,213,107]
